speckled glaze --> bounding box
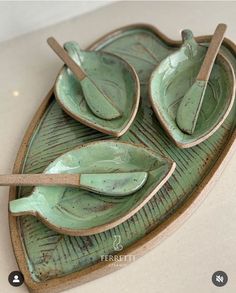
[6,171,148,196]
[9,25,236,293]
[149,30,235,148]
[78,171,148,195]
[55,42,140,137]
[79,76,122,120]
[176,79,207,134]
[9,141,174,235]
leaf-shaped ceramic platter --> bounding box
[9,24,236,293]
[55,42,140,137]
[149,30,235,148]
[9,141,175,235]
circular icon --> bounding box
[212,271,228,287]
[8,271,24,287]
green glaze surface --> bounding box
[176,79,207,134]
[13,26,236,284]
[80,171,148,196]
[80,76,121,120]
[149,29,235,148]
[55,41,139,136]
[10,141,173,234]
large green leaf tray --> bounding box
[9,24,236,293]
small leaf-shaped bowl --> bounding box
[55,42,140,137]
[149,30,236,148]
[9,141,175,236]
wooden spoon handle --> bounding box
[197,23,227,81]
[47,37,86,80]
[0,174,80,187]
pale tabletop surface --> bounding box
[0,2,236,293]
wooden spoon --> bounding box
[0,172,148,196]
[47,37,122,120]
[176,24,227,134]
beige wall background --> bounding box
[0,1,236,293]
[0,1,112,43]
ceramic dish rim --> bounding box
[148,50,236,148]
[54,50,140,137]
[10,139,176,236]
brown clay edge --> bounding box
[15,140,175,237]
[8,23,236,293]
[148,46,236,148]
[54,51,140,137]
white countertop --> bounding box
[0,2,236,293]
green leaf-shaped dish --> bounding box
[55,42,140,137]
[149,30,235,148]
[9,141,175,236]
